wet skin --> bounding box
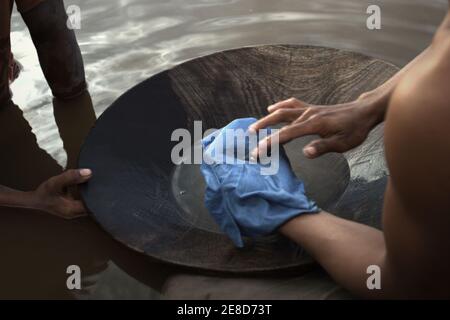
[252,8,450,299]
[0,0,93,218]
[0,94,96,219]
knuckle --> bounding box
[277,108,290,116]
[285,97,302,107]
[273,109,283,115]
[272,109,282,116]
[304,106,317,116]
[308,113,320,123]
[273,109,286,118]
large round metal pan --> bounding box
[79,45,398,273]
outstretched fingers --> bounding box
[267,98,307,113]
[249,108,304,133]
[251,119,321,158]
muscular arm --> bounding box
[280,19,450,299]
[381,27,450,296]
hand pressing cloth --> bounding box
[200,118,320,247]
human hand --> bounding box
[249,97,383,159]
[30,169,92,219]
[201,118,319,247]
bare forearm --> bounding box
[280,212,396,298]
[0,185,36,210]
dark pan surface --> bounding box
[79,45,398,273]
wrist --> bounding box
[279,211,331,249]
[280,211,322,237]
[22,191,45,211]
[356,90,390,126]
[0,188,39,211]
[279,216,300,236]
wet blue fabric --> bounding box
[200,118,320,247]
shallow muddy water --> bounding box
[1,0,447,299]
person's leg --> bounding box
[0,1,14,107]
[14,0,45,13]
[18,0,87,100]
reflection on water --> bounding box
[2,0,447,299]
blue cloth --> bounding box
[200,118,320,247]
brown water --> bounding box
[1,0,447,299]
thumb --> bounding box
[51,169,92,191]
[303,138,339,159]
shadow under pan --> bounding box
[79,45,398,274]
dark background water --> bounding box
[1,0,447,299]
